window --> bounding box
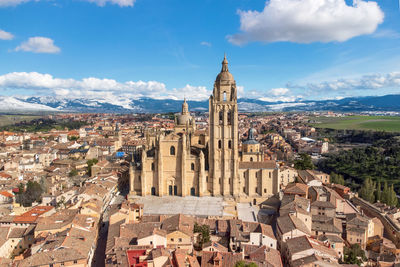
[264,189,267,193]
[150,241,153,245]
[218,140,222,149]
[151,187,156,195]
[227,111,232,125]
[250,157,253,162]
[171,238,174,241]
[170,146,175,155]
[219,111,223,124]
[191,163,195,171]
[228,140,232,149]
[179,238,182,242]
[151,162,155,171]
[223,91,227,101]
[198,140,201,145]
[73,261,78,264]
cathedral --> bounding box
[129,56,296,201]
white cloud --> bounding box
[0,72,210,101]
[268,88,290,96]
[0,0,32,7]
[86,0,136,7]
[291,72,400,92]
[200,41,212,47]
[0,29,13,40]
[228,0,384,45]
[15,37,60,54]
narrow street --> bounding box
[92,193,126,267]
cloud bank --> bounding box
[290,72,400,92]
[0,72,210,101]
[228,0,384,45]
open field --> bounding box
[311,116,400,132]
[0,115,41,127]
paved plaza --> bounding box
[131,196,224,217]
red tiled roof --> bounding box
[0,191,13,198]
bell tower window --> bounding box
[223,91,227,101]
[227,111,232,125]
[218,140,222,149]
[170,146,175,155]
[219,111,223,124]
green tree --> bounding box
[331,172,345,185]
[359,177,375,203]
[234,261,258,267]
[376,180,382,202]
[68,169,78,177]
[86,158,99,176]
[16,181,43,207]
[194,223,210,247]
[387,185,398,207]
[343,244,366,265]
[382,181,389,205]
[294,153,315,170]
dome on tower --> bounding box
[243,127,258,145]
[177,98,192,125]
[216,54,234,82]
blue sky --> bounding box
[1,0,400,102]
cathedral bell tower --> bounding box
[209,55,239,197]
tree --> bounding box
[294,153,315,170]
[234,261,258,267]
[331,172,345,185]
[382,181,389,205]
[343,244,366,265]
[359,177,375,203]
[16,181,43,207]
[194,223,210,247]
[387,185,398,207]
[376,180,382,202]
[69,169,78,177]
[86,159,99,176]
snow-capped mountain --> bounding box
[2,94,400,113]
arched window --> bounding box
[191,163,195,171]
[198,140,201,145]
[223,91,227,101]
[219,111,223,124]
[227,111,232,125]
[228,140,232,149]
[151,162,155,171]
[250,157,253,162]
[218,140,222,149]
[170,146,175,155]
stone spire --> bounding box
[221,53,229,72]
[182,97,189,115]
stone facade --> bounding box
[129,56,288,199]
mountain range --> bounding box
[1,94,400,113]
